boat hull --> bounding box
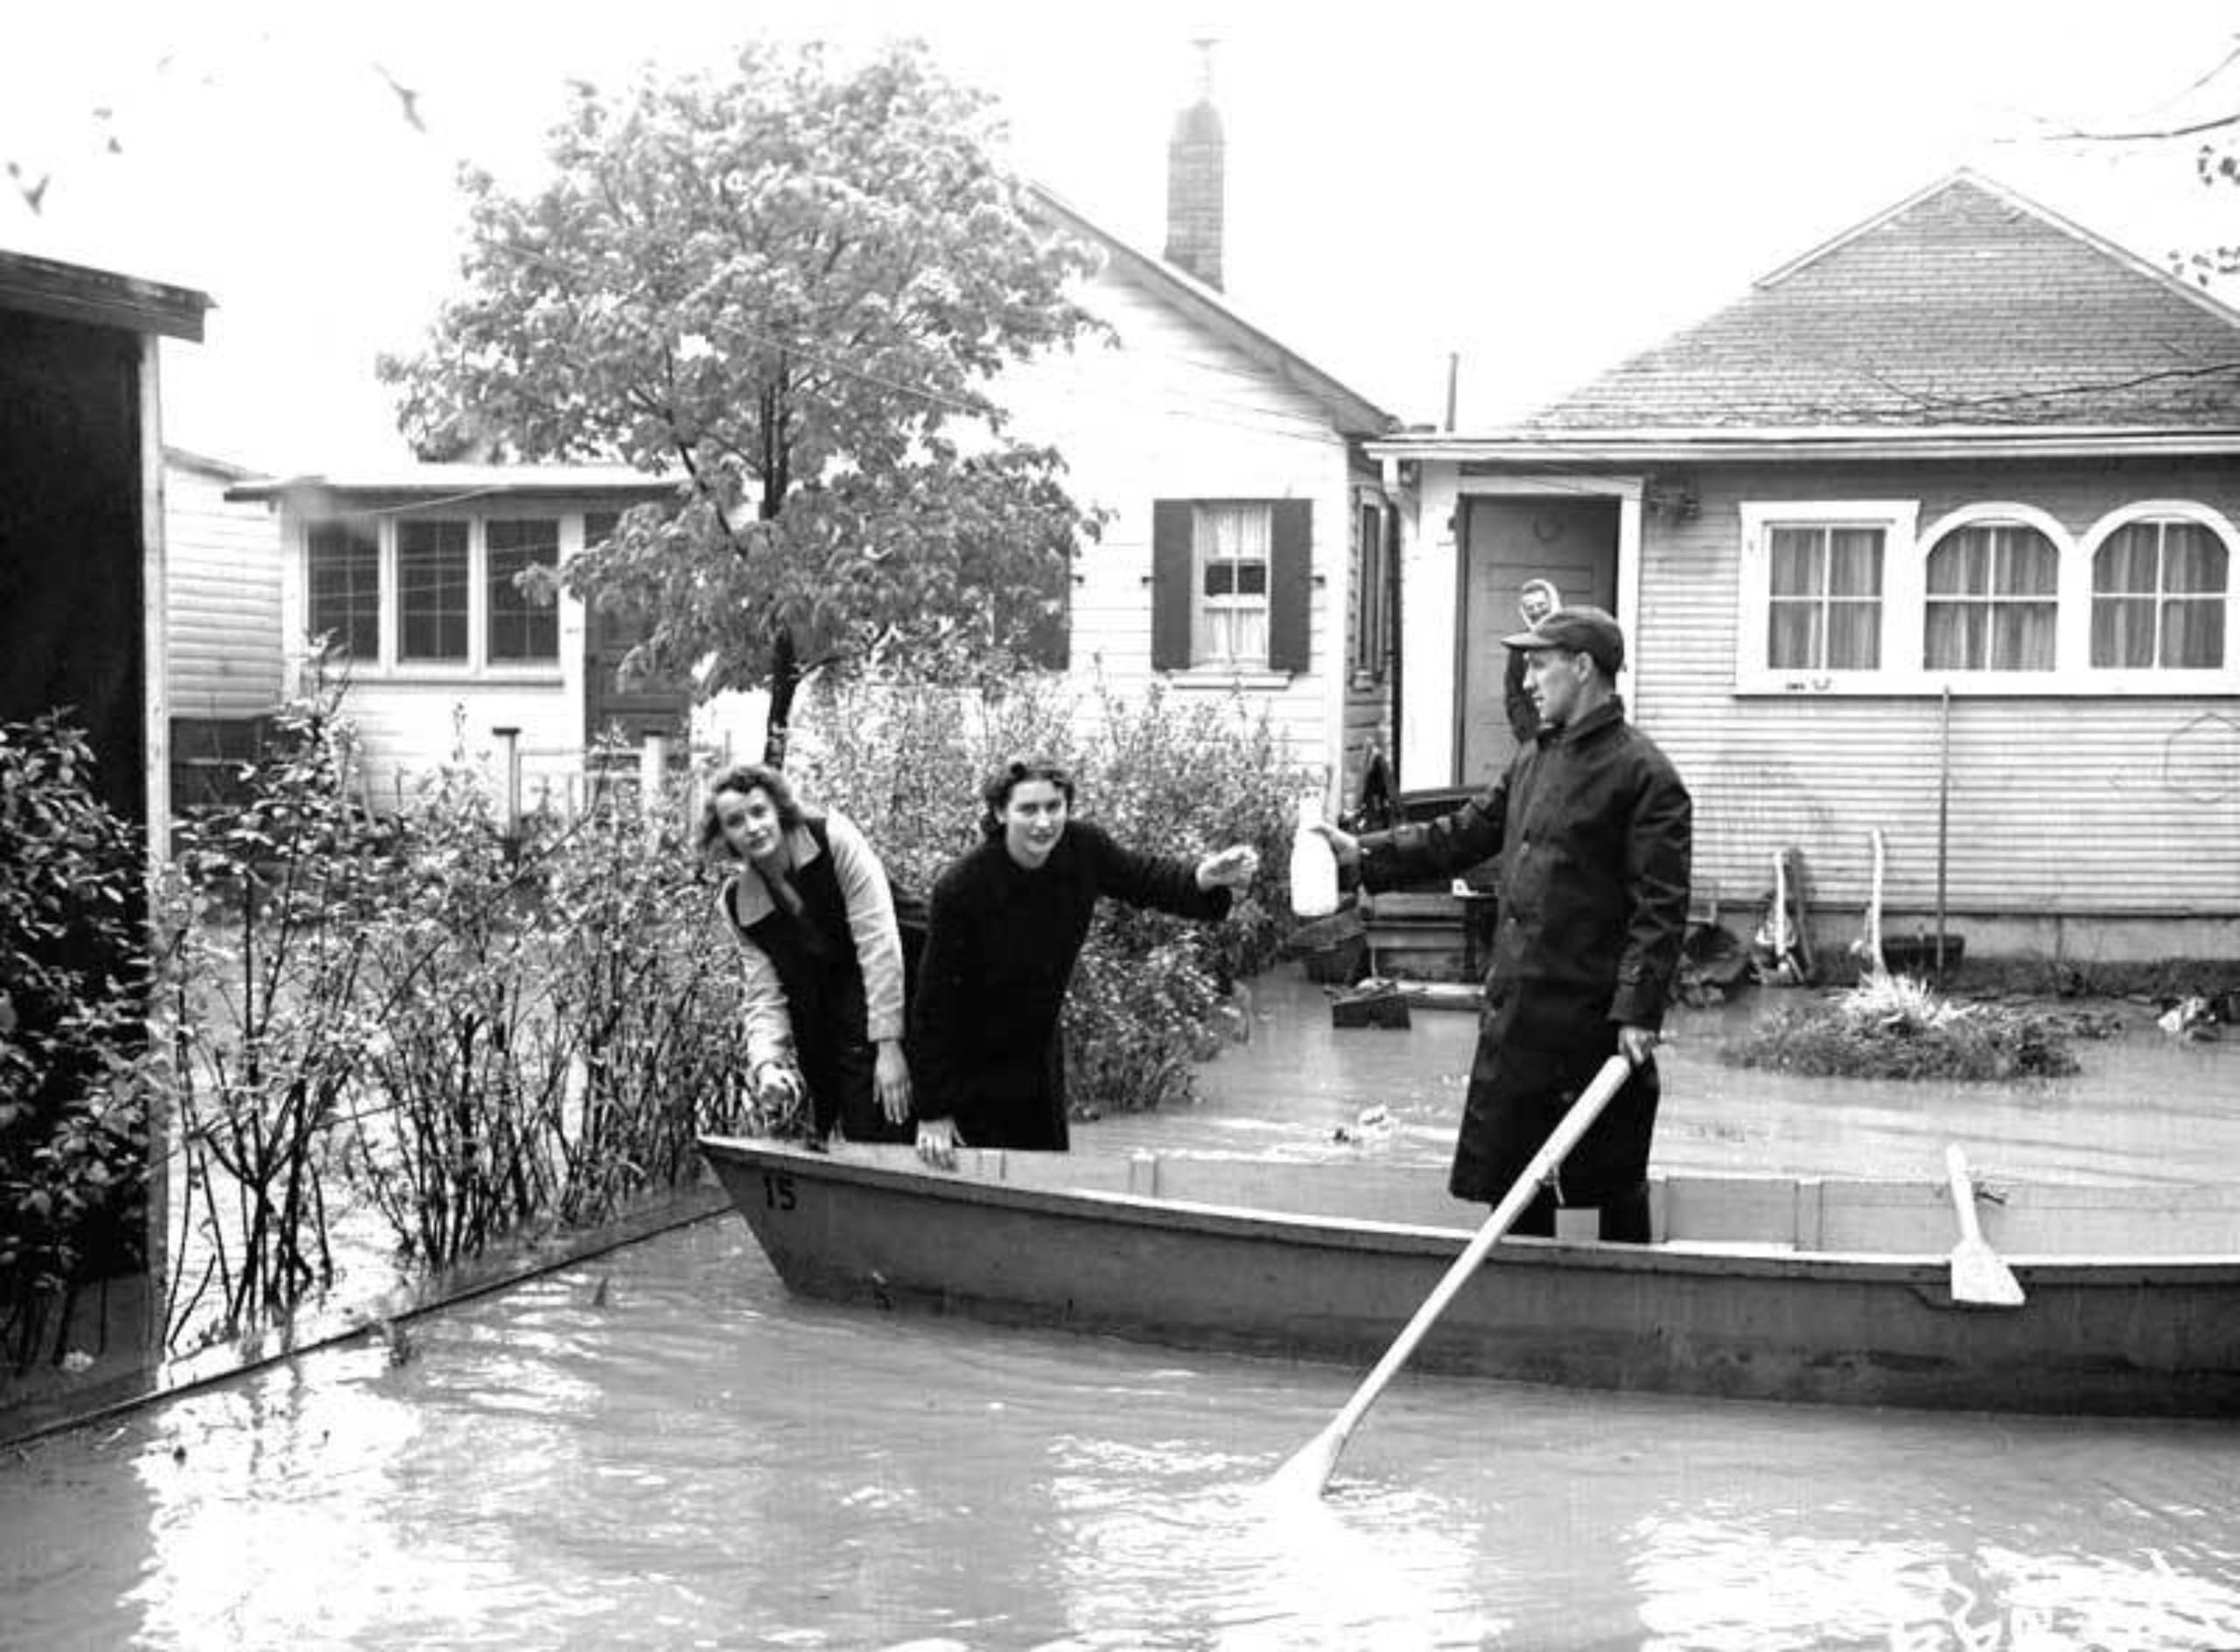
[700,1138,2240,1418]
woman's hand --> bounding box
[915,1116,960,1171]
[874,1040,912,1125]
[752,1059,803,1111]
[1195,844,1261,891]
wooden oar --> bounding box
[1944,1144,2025,1308]
[1270,1052,1636,1498]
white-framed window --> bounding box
[486,519,562,664]
[305,518,381,660]
[2088,512,2229,671]
[1737,501,1914,689]
[1740,497,2240,694]
[303,513,564,674]
[1352,497,1388,679]
[398,518,472,662]
[1192,503,1271,668]
[1923,520,2060,672]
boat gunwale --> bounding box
[696,1135,2240,1280]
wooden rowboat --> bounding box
[698,1137,2240,1418]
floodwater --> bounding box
[5,970,2240,1650]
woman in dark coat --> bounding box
[909,757,1259,1163]
[705,763,912,1144]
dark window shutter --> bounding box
[1151,500,1194,670]
[1268,498,1312,674]
[1022,573,1071,670]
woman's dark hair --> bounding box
[701,763,808,858]
[979,755,1076,839]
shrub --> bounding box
[159,690,388,1345]
[793,670,1313,1114]
[1724,971,2082,1082]
[0,715,150,1369]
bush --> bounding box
[1724,971,2082,1082]
[0,715,150,1369]
[793,671,1313,1113]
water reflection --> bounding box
[6,1222,2239,1648]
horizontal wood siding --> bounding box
[1637,458,2240,927]
[995,268,1355,781]
[164,459,283,718]
[338,682,583,816]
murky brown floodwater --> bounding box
[5,969,2238,1649]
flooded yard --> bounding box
[5,962,2238,1649]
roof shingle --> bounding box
[1524,172,2240,431]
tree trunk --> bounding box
[761,626,799,768]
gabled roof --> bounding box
[0,246,211,341]
[1026,183,1396,440]
[1512,171,2240,437]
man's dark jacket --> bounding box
[1356,697,1691,1203]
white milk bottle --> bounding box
[1288,793,1340,919]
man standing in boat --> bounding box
[1317,607,1691,1242]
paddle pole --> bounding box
[1270,1052,1637,1498]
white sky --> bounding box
[6,0,2238,471]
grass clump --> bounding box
[1726,971,2082,1082]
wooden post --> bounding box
[492,726,522,844]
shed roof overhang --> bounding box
[0,247,211,340]
[1367,424,2240,467]
[228,465,678,512]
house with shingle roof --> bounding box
[1370,171,2240,963]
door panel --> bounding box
[1457,498,1617,785]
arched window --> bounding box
[2091,517,2228,669]
[1922,520,2059,670]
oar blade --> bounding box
[1944,1144,2026,1308]
[1950,1235,2026,1308]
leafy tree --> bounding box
[383,39,1104,760]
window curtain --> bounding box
[1194,504,1271,666]
[1924,524,2057,671]
[1768,525,1881,669]
[2094,521,2229,668]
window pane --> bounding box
[1999,530,2058,595]
[2164,522,2228,592]
[1826,600,1881,668]
[1826,529,1883,597]
[1923,604,1979,670]
[306,519,380,659]
[2093,524,2160,593]
[1926,528,1988,596]
[487,518,559,664]
[399,519,469,662]
[1767,601,1821,670]
[1768,528,1820,597]
[2091,596,2156,667]
[2164,598,2225,668]
[1993,602,2057,669]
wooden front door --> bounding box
[1456,497,1618,785]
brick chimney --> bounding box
[1164,40,1225,290]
